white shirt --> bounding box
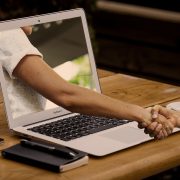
[0,28,45,118]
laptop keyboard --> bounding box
[28,115,130,141]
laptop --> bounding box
[0,9,178,156]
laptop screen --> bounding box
[1,14,99,122]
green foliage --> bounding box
[69,55,93,88]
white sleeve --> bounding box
[0,28,42,78]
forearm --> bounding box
[13,55,151,124]
[60,84,151,124]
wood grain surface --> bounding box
[0,69,180,180]
[100,73,180,107]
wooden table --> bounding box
[0,69,180,180]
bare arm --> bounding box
[13,55,152,124]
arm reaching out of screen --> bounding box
[13,55,152,124]
[14,48,175,140]
[0,26,170,139]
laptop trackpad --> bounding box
[101,127,149,144]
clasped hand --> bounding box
[139,105,178,140]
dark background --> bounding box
[94,0,180,86]
[1,0,180,85]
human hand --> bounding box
[152,105,179,128]
[138,106,174,140]
[137,107,164,139]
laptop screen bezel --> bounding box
[0,8,101,129]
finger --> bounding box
[144,128,149,134]
[144,127,156,137]
[138,123,144,129]
[147,122,159,138]
[156,114,168,128]
[138,121,148,129]
[162,128,168,138]
[157,106,171,119]
[158,114,174,135]
[151,111,165,126]
[152,111,158,119]
[142,122,148,127]
[169,116,177,127]
[154,123,163,136]
[144,122,160,133]
[159,131,164,139]
[154,134,161,140]
[165,122,174,135]
[151,105,161,119]
[168,120,174,131]
[151,122,159,130]
[146,122,158,133]
[156,131,164,140]
[165,125,171,135]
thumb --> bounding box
[152,105,161,119]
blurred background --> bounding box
[0,0,180,85]
[0,0,180,178]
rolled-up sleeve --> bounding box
[0,28,42,78]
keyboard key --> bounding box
[28,115,130,141]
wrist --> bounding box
[130,105,151,125]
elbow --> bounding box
[50,82,81,112]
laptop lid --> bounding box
[0,9,101,129]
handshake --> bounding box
[139,105,180,140]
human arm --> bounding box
[13,55,152,125]
[0,27,152,125]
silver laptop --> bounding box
[0,9,176,156]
